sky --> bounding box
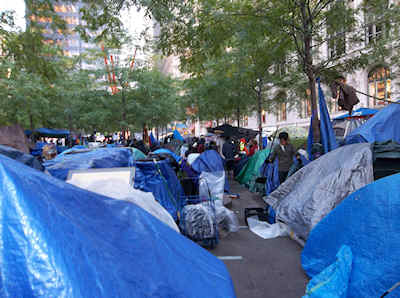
[0,0,26,30]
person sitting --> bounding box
[269,132,295,184]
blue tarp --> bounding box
[302,173,400,298]
[134,159,183,220]
[192,150,225,173]
[192,150,230,193]
[318,80,338,154]
[345,102,400,144]
[333,108,378,120]
[44,148,133,180]
[303,245,352,298]
[150,132,159,146]
[153,148,182,163]
[0,154,235,297]
[173,129,184,142]
[307,81,338,159]
[261,159,280,196]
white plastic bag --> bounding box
[247,216,288,239]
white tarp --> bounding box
[68,169,179,232]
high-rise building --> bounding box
[26,0,95,57]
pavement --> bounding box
[210,178,308,298]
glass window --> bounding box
[300,89,312,118]
[368,66,390,107]
[277,103,287,122]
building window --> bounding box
[274,58,286,77]
[328,33,346,58]
[365,1,389,44]
[277,103,287,122]
[262,110,266,124]
[368,66,391,107]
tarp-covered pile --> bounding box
[302,173,400,298]
[134,159,183,220]
[346,101,400,144]
[44,147,134,180]
[236,149,270,191]
[266,143,373,240]
[0,154,235,297]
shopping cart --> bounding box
[179,176,218,249]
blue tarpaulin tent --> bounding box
[153,148,182,163]
[134,159,184,220]
[44,148,134,180]
[307,80,338,159]
[302,173,400,298]
[26,128,70,137]
[173,129,184,142]
[333,108,378,120]
[345,101,400,144]
[0,154,235,297]
[192,150,230,193]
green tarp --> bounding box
[236,149,270,186]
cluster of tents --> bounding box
[0,127,241,297]
[235,84,400,297]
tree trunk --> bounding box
[224,115,227,124]
[29,113,34,131]
[257,91,263,150]
[121,90,127,139]
[237,107,240,128]
[216,119,219,126]
[156,127,159,140]
[301,0,320,143]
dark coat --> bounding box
[270,144,295,172]
[330,81,360,114]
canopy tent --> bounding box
[0,154,235,297]
[266,143,373,241]
[208,124,258,140]
[302,173,400,298]
[44,148,134,181]
[345,101,400,144]
[333,107,378,120]
[26,128,70,138]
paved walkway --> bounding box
[211,179,308,298]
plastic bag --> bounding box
[247,216,288,239]
[199,171,225,200]
[180,203,216,239]
[69,178,179,232]
[215,199,239,232]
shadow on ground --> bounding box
[210,178,308,298]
